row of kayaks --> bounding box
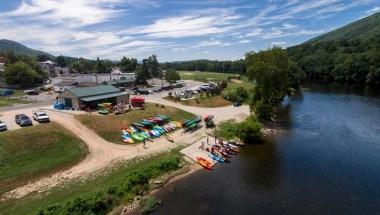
[122,115,203,143]
[196,141,241,170]
[121,115,181,143]
[182,116,202,132]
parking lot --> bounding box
[0,106,52,131]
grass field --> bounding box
[179,71,235,82]
[175,71,254,107]
[76,103,195,144]
[0,150,182,215]
[165,95,232,108]
[0,123,88,194]
[0,97,31,107]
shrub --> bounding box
[140,196,161,214]
[216,115,261,143]
[223,87,249,102]
[38,154,181,215]
[236,116,262,142]
[251,100,272,120]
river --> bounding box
[153,85,380,215]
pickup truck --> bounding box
[33,111,50,123]
[0,120,7,131]
[15,114,33,127]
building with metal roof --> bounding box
[57,85,129,110]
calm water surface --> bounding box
[153,87,380,215]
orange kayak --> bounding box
[196,156,213,170]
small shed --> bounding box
[58,85,129,110]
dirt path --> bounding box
[1,98,250,200]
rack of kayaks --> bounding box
[121,115,203,143]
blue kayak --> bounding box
[208,153,225,163]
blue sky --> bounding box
[0,0,379,62]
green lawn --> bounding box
[165,95,232,108]
[179,71,235,82]
[0,123,88,194]
[0,97,31,107]
[76,103,195,144]
[0,150,182,215]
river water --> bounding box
[153,86,380,215]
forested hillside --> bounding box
[287,12,380,85]
[0,39,53,59]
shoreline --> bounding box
[122,122,285,214]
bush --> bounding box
[216,115,261,143]
[223,86,249,103]
[38,154,181,215]
[236,116,262,142]
[140,196,161,214]
[251,100,272,120]
[215,120,238,140]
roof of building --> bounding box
[68,85,120,98]
[55,81,78,87]
[81,92,128,102]
[105,79,134,85]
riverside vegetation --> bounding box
[0,150,182,215]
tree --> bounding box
[94,57,107,73]
[147,55,160,78]
[246,47,301,119]
[165,70,180,83]
[136,59,152,84]
[120,57,137,72]
[37,54,50,62]
[4,62,40,88]
[56,55,67,67]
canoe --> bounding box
[148,129,161,137]
[208,153,224,163]
[182,119,193,127]
[156,115,170,121]
[132,122,146,128]
[153,126,165,134]
[131,133,144,141]
[122,134,134,143]
[140,121,154,127]
[196,156,213,170]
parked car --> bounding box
[136,89,149,95]
[0,120,7,131]
[15,114,33,127]
[33,111,50,123]
[0,89,14,96]
[24,89,39,95]
[153,88,162,93]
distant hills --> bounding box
[287,12,380,85]
[0,39,54,59]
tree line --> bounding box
[287,36,380,86]
[162,59,246,74]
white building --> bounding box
[0,57,5,72]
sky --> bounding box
[0,0,379,62]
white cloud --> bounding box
[366,6,380,14]
[1,0,124,27]
[239,40,251,44]
[271,41,286,46]
[122,8,241,38]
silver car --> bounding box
[0,120,8,131]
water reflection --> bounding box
[153,86,380,215]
